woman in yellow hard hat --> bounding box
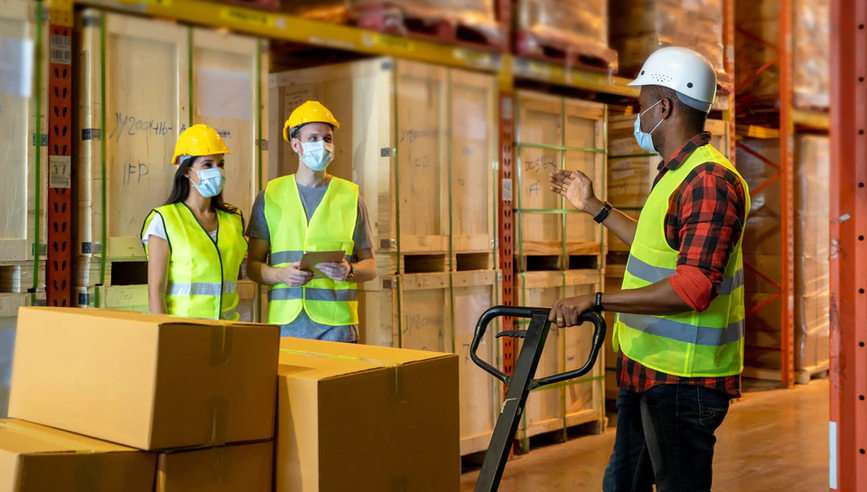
[141,124,248,320]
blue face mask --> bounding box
[299,140,334,171]
[633,100,664,153]
[189,167,225,198]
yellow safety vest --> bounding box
[614,144,751,377]
[142,203,247,321]
[264,175,358,326]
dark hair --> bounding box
[165,156,239,216]
[644,85,707,132]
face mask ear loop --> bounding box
[639,100,664,135]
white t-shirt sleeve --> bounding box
[142,213,168,245]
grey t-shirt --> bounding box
[246,178,374,342]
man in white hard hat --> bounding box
[548,47,750,491]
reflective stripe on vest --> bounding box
[614,143,751,377]
[626,255,745,296]
[142,203,247,321]
[264,175,359,326]
[269,251,352,266]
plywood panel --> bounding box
[515,91,606,260]
[450,69,496,257]
[0,0,47,263]
[77,11,189,261]
[516,270,604,440]
[192,29,264,222]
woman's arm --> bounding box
[147,236,170,315]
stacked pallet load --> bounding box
[735,0,830,110]
[603,113,731,399]
[6,307,280,491]
[74,10,268,319]
[737,136,830,382]
[609,0,730,89]
[0,0,48,301]
[279,0,505,50]
[512,90,607,450]
[514,0,618,72]
[270,57,501,456]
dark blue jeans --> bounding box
[602,385,731,492]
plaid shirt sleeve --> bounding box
[667,163,748,309]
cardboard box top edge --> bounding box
[0,419,140,455]
[19,306,276,330]
[278,338,457,381]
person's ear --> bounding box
[659,98,673,120]
[290,138,303,155]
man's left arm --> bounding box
[550,165,746,327]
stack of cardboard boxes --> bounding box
[1,308,460,491]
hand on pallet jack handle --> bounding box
[469,306,606,388]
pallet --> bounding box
[357,269,503,456]
[77,10,268,262]
[0,262,45,294]
[271,58,498,276]
[354,1,505,52]
[515,250,602,273]
[75,280,262,321]
[515,414,609,455]
[0,0,48,265]
[514,29,617,74]
[514,270,607,448]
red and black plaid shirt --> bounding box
[616,132,747,398]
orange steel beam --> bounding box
[778,0,795,389]
[744,262,782,290]
[736,141,781,170]
[749,173,781,197]
[736,55,781,95]
[735,27,781,53]
[829,0,867,489]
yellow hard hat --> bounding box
[171,124,232,165]
[283,101,340,141]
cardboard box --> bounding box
[9,308,280,450]
[156,441,273,492]
[276,338,460,492]
[0,419,156,492]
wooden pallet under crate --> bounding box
[514,270,606,450]
[0,262,45,294]
[76,10,268,263]
[513,91,606,273]
[358,270,503,456]
[270,58,498,276]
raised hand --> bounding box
[549,169,602,214]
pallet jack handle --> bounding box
[469,305,607,492]
[470,305,607,389]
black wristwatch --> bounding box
[595,292,604,312]
[346,264,356,281]
[593,202,613,224]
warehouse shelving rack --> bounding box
[734,0,831,389]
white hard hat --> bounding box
[628,47,717,113]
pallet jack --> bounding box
[470,306,607,492]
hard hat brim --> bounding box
[171,150,233,165]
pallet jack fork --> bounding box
[470,306,607,492]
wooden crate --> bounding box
[0,0,48,265]
[75,280,261,321]
[358,270,503,455]
[514,270,606,448]
[603,270,624,401]
[269,58,498,275]
[76,10,268,285]
[514,91,606,272]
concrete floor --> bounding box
[461,379,830,491]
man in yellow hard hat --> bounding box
[246,101,377,342]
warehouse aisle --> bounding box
[461,379,830,491]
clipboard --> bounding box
[299,250,347,279]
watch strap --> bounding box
[593,202,613,224]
